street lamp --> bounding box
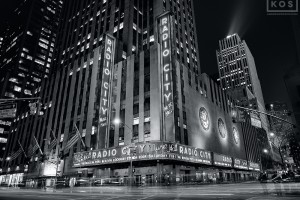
[263,149,269,154]
[113,118,134,186]
[269,132,275,138]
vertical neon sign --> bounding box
[99,35,115,127]
[158,13,173,117]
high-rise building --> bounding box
[2,0,261,185]
[216,34,269,132]
[0,0,63,170]
[0,0,63,99]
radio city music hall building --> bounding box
[2,0,260,185]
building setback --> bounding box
[2,0,260,185]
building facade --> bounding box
[216,34,269,133]
[0,0,62,171]
[1,0,260,186]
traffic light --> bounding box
[29,103,37,115]
[238,110,246,122]
[37,102,44,115]
[132,168,135,173]
[248,98,258,110]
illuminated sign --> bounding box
[218,118,227,138]
[73,142,212,167]
[248,162,260,171]
[232,127,239,145]
[158,13,173,117]
[199,107,210,131]
[234,158,248,170]
[213,153,233,167]
[99,35,115,127]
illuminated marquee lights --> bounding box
[159,14,173,117]
[218,118,227,138]
[99,35,115,127]
[199,107,210,131]
[232,127,239,145]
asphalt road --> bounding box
[0,182,300,200]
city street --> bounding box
[0,182,300,200]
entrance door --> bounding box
[146,174,154,185]
[135,175,141,185]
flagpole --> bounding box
[18,140,27,157]
[74,124,86,149]
[33,136,43,155]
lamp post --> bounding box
[5,157,11,187]
[113,118,135,186]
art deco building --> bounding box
[2,0,260,185]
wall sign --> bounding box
[73,142,212,167]
[99,35,115,127]
[248,162,260,171]
[213,153,233,167]
[234,158,248,170]
[158,13,173,117]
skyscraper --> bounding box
[2,0,261,185]
[0,0,63,168]
[216,34,269,132]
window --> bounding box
[144,98,150,111]
[133,104,139,115]
[132,125,139,139]
[144,121,150,137]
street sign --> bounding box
[0,103,17,119]
[250,112,262,128]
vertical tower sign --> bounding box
[157,12,175,142]
[158,13,173,117]
[98,34,115,148]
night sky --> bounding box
[193,0,299,108]
[1,0,299,108]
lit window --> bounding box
[14,85,21,92]
[35,59,45,65]
[39,38,49,44]
[24,89,32,95]
[38,42,48,49]
[149,35,154,42]
[26,55,33,60]
[27,31,33,36]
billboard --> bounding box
[73,142,212,167]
